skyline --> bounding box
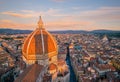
[0,0,120,31]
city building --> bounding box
[15,16,69,82]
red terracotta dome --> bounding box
[22,16,58,61]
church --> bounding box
[14,16,70,82]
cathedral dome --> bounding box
[22,16,58,62]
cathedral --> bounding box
[14,16,69,82]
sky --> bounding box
[0,0,120,31]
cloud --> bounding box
[82,7,120,14]
[21,10,35,13]
[0,19,35,29]
[1,8,61,18]
[45,17,94,31]
[0,20,13,23]
[79,7,120,21]
[1,11,33,18]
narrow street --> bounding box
[66,46,77,82]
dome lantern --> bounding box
[38,16,44,29]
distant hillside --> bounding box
[50,30,88,34]
[91,30,120,38]
[91,30,120,33]
[0,29,32,34]
[0,29,88,34]
[0,29,120,37]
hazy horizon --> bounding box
[0,28,120,31]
